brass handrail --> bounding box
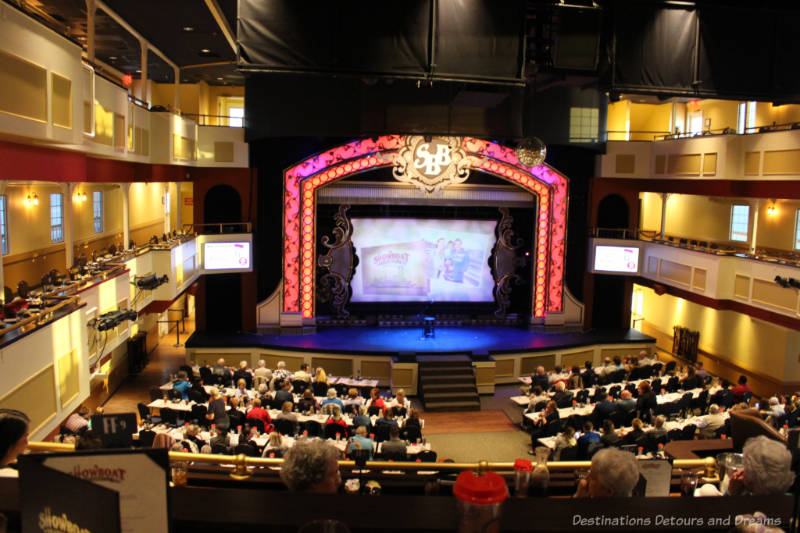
[27,442,718,479]
[181,222,252,234]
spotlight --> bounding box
[133,273,169,290]
[89,309,138,331]
[789,278,800,289]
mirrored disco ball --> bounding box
[515,137,547,167]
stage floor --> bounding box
[186,326,654,356]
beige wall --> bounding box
[629,102,672,140]
[6,184,62,256]
[150,83,201,116]
[635,284,800,383]
[607,100,629,141]
[755,199,800,251]
[664,194,740,242]
[698,99,738,132]
[640,192,663,232]
[128,182,165,228]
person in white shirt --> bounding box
[389,389,411,414]
[548,366,568,385]
[292,363,312,383]
[697,404,726,439]
[525,386,550,413]
[253,360,272,388]
[765,397,785,417]
[638,350,657,366]
[273,361,291,383]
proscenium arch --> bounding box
[282,136,569,321]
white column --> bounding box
[120,183,130,249]
[173,66,180,111]
[139,39,149,106]
[61,183,75,269]
[749,199,760,255]
[175,183,182,234]
[163,183,170,235]
[659,193,669,240]
[85,0,96,63]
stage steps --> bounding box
[417,355,480,412]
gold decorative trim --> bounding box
[392,136,470,194]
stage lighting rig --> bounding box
[789,278,800,289]
[88,309,138,331]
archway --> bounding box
[204,184,242,232]
[281,136,569,322]
[596,194,629,233]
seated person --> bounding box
[212,358,232,385]
[253,359,272,388]
[646,415,668,441]
[553,426,577,461]
[591,391,617,425]
[348,425,374,459]
[233,378,250,401]
[280,439,341,493]
[313,366,329,386]
[172,372,192,401]
[64,405,91,434]
[262,431,288,458]
[708,436,793,496]
[375,407,399,428]
[620,418,646,447]
[352,405,371,430]
[256,383,272,404]
[297,389,319,414]
[573,447,640,498]
[577,421,602,459]
[597,358,616,378]
[273,380,293,406]
[1,409,29,470]
[694,361,709,380]
[189,378,210,402]
[680,366,700,390]
[600,419,621,447]
[366,388,387,414]
[529,400,560,453]
[183,424,206,450]
[551,382,572,407]
[567,366,584,390]
[636,381,658,422]
[232,360,253,390]
[548,365,569,386]
[342,388,365,413]
[380,426,407,456]
[275,401,299,433]
[389,389,411,414]
[325,405,348,436]
[206,388,230,431]
[638,350,657,366]
[581,361,597,387]
[710,380,735,408]
[321,388,344,411]
[697,404,726,439]
[292,363,312,384]
[273,361,291,383]
[531,366,549,391]
[525,386,549,413]
[227,396,245,429]
[616,390,636,414]
[402,408,421,435]
[246,398,273,432]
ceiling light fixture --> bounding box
[200,48,210,54]
[182,26,195,32]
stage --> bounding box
[186,326,654,356]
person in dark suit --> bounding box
[232,360,253,390]
[274,380,293,407]
[710,380,735,409]
[531,366,550,391]
[551,382,572,407]
[581,361,597,388]
[591,391,617,426]
[529,400,560,453]
[600,419,621,447]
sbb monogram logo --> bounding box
[413,140,452,177]
[393,136,470,194]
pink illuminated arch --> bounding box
[282,136,568,320]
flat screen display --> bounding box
[593,245,640,273]
[204,242,251,270]
[350,218,496,302]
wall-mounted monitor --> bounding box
[203,242,251,271]
[588,238,642,275]
[350,218,496,303]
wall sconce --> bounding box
[766,201,778,217]
[25,193,39,206]
[74,191,87,203]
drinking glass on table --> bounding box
[680,470,700,497]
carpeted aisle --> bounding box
[424,430,531,463]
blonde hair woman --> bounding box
[315,367,328,384]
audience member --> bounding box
[581,361,597,387]
[232,360,253,389]
[64,405,91,434]
[352,405,371,430]
[281,439,342,494]
[567,366,583,390]
[529,400,559,453]
[366,388,387,414]
[326,405,348,437]
[206,388,230,431]
[553,426,576,460]
[551,382,571,406]
[293,363,312,383]
[600,419,621,447]
[724,436,794,496]
[234,378,250,401]
[617,390,636,414]
[227,396,245,429]
[297,389,319,414]
[526,386,549,413]
[343,388,365,414]
[189,377,210,402]
[273,361,291,383]
[246,398,273,432]
[636,381,657,422]
[620,418,645,447]
[152,432,175,449]
[262,432,287,458]
[573,447,640,498]
[0,409,29,469]
[276,401,299,432]
[646,415,668,441]
[253,359,272,388]
[348,425,374,459]
[381,426,406,456]
[732,375,753,403]
[389,389,411,413]
[638,350,657,366]
[321,388,344,411]
[172,372,192,401]
[577,421,601,459]
[531,366,549,391]
[591,391,616,425]
[274,380,293,406]
[314,366,329,385]
[697,404,725,438]
[375,407,398,429]
[695,361,709,380]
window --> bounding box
[737,102,746,134]
[730,204,750,242]
[688,111,703,135]
[568,107,599,143]
[795,210,800,250]
[229,107,244,128]
[93,190,103,233]
[0,195,7,255]
[746,101,757,132]
[50,193,63,242]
